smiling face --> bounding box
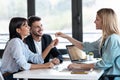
[16,21,30,40]
[94,15,102,30]
[30,21,43,37]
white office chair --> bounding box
[0,71,4,80]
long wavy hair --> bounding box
[97,8,120,46]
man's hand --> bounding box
[51,58,60,65]
[49,38,59,48]
[44,62,55,68]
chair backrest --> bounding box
[0,71,4,80]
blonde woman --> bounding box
[56,8,120,80]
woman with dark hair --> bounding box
[0,17,57,80]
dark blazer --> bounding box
[25,34,63,63]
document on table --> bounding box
[71,68,93,74]
[80,58,102,64]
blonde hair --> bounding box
[97,8,120,46]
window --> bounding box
[0,0,27,49]
[83,0,120,42]
[35,0,72,49]
[1,0,120,49]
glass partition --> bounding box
[35,0,72,49]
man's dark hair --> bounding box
[28,16,41,27]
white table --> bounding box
[14,61,104,80]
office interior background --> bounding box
[0,0,120,57]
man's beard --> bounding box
[32,32,43,37]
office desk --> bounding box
[14,61,104,80]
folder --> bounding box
[71,68,93,74]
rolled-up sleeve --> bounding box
[26,45,44,64]
[28,51,44,64]
[82,38,100,52]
